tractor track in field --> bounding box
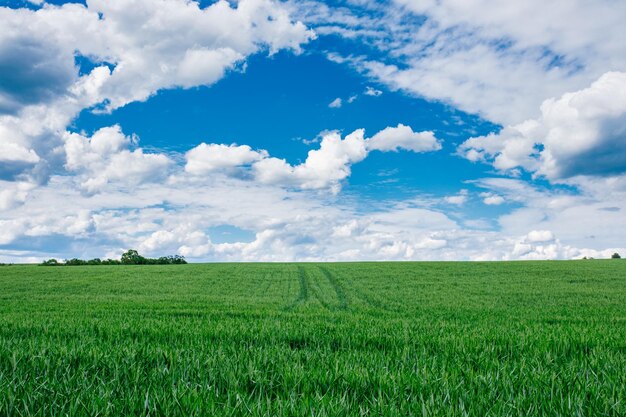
[350,287,395,312]
[318,266,348,310]
[284,266,310,310]
[296,266,309,303]
[332,272,396,313]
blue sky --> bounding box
[0,0,625,262]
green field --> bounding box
[0,261,624,416]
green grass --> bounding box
[0,261,624,416]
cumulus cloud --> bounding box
[444,189,468,205]
[525,230,555,243]
[473,176,626,250]
[367,124,441,152]
[185,144,268,175]
[505,229,620,260]
[0,30,75,115]
[459,72,626,180]
[0,181,35,211]
[277,125,442,189]
[0,170,623,262]
[64,126,172,193]
[480,193,505,205]
[0,0,313,182]
[254,129,369,192]
[183,125,441,193]
[0,139,40,170]
[79,0,314,111]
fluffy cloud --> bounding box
[0,181,35,211]
[506,230,621,261]
[480,193,505,206]
[180,124,441,193]
[0,28,75,115]
[473,177,626,250]
[254,129,369,192]
[184,125,441,193]
[292,0,626,124]
[64,126,172,193]
[79,0,314,111]
[459,72,626,180]
[0,140,39,163]
[0,0,313,182]
[1,170,624,262]
[367,124,440,152]
[185,144,268,175]
[444,190,468,205]
[394,0,625,58]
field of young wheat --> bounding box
[0,261,624,416]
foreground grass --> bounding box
[0,261,624,416]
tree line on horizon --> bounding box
[40,249,187,266]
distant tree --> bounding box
[157,255,188,265]
[65,258,87,266]
[41,250,185,266]
[171,255,187,264]
[121,249,146,265]
[611,252,621,259]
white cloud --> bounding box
[1,170,623,262]
[0,0,314,182]
[0,140,40,165]
[176,48,245,88]
[81,0,314,111]
[254,125,441,192]
[364,86,382,96]
[480,193,505,205]
[525,230,554,243]
[292,0,626,124]
[473,176,626,250]
[0,181,36,211]
[507,230,607,260]
[64,126,172,193]
[185,143,268,175]
[328,91,370,108]
[332,219,363,238]
[254,129,368,193]
[328,97,342,108]
[444,190,468,205]
[182,125,441,193]
[367,124,441,153]
[459,72,626,180]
